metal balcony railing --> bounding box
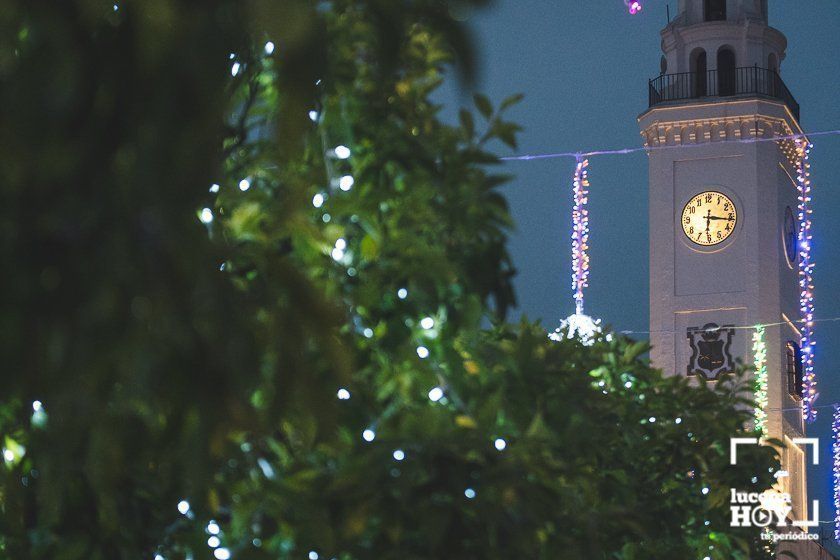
[648,66,800,121]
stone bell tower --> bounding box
[638,0,821,544]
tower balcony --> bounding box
[648,66,800,121]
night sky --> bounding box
[440,0,840,545]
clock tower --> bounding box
[638,0,815,535]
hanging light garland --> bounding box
[550,156,603,346]
[572,156,590,316]
[795,140,818,423]
[751,325,768,436]
[833,405,840,543]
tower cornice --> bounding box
[638,99,804,165]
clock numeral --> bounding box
[717,196,722,204]
[684,217,690,225]
[717,231,722,239]
[725,224,731,231]
[689,226,694,234]
[689,206,696,215]
[706,194,713,203]
[728,213,734,221]
[724,203,729,211]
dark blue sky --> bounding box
[441,0,840,545]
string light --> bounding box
[795,140,818,423]
[624,0,642,15]
[199,208,214,224]
[571,156,590,315]
[833,405,840,542]
[752,325,768,435]
[334,145,351,159]
[549,313,603,346]
[548,156,607,346]
[339,175,354,191]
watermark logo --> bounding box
[728,438,820,540]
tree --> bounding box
[0,1,777,559]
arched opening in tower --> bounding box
[704,0,726,22]
[717,47,736,96]
[690,48,707,98]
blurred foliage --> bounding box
[0,1,777,559]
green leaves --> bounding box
[474,93,493,118]
[0,1,778,559]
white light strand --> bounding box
[571,156,590,315]
[752,325,768,435]
[795,140,818,423]
[833,404,840,543]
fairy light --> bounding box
[795,140,818,422]
[339,175,354,191]
[334,145,351,159]
[752,325,768,435]
[199,208,214,224]
[428,387,444,402]
[571,156,590,315]
[833,405,840,542]
[624,0,642,14]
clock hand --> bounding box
[708,215,734,221]
[704,209,712,231]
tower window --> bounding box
[690,49,707,98]
[768,53,778,73]
[717,48,736,96]
[786,342,804,400]
[705,0,727,21]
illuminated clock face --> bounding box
[681,191,738,247]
